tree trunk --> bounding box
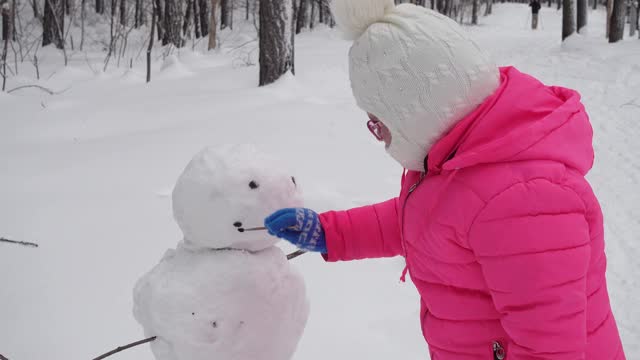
[207,0,217,49]
[155,0,164,40]
[605,0,612,36]
[637,3,640,38]
[64,0,70,15]
[636,1,640,38]
[592,0,596,9]
[220,0,230,29]
[135,0,142,27]
[31,0,40,19]
[95,0,103,14]
[577,0,587,32]
[309,0,315,29]
[120,0,126,25]
[484,0,492,15]
[163,0,181,46]
[630,0,637,37]
[608,0,625,42]
[245,0,249,19]
[147,0,155,82]
[228,0,232,29]
[431,0,435,9]
[80,0,85,48]
[562,0,575,40]
[1,0,12,91]
[296,0,306,33]
[259,0,293,86]
[2,1,9,41]
[319,0,323,23]
[199,0,208,36]
[557,0,561,10]
[182,0,193,37]
[43,0,64,48]
[193,0,201,38]
[472,0,478,23]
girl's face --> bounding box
[367,113,392,148]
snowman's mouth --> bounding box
[233,221,265,233]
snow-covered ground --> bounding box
[1,3,639,359]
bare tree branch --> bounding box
[92,336,156,360]
[0,352,9,360]
[0,237,39,247]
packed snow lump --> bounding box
[133,144,309,360]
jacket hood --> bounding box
[427,67,594,175]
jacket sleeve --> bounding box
[468,179,590,359]
[319,198,403,262]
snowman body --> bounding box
[133,145,309,360]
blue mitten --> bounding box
[264,208,327,253]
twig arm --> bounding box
[92,336,156,360]
[287,249,307,260]
[0,237,39,247]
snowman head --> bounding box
[172,145,303,252]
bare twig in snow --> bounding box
[0,352,9,360]
[33,54,39,79]
[7,84,69,94]
[228,38,257,52]
[92,336,157,360]
[621,99,640,108]
[0,237,39,247]
[84,52,98,75]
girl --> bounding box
[264,0,626,358]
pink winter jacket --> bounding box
[319,67,625,359]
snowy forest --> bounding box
[1,0,639,90]
[1,0,640,357]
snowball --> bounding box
[133,246,309,360]
[172,144,303,252]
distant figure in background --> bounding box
[530,0,542,29]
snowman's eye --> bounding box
[249,181,259,189]
[291,176,296,186]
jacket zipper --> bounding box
[400,171,426,261]
[493,341,505,360]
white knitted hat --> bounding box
[332,0,500,171]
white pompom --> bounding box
[331,0,396,40]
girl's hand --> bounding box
[264,208,327,253]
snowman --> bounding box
[133,144,309,360]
